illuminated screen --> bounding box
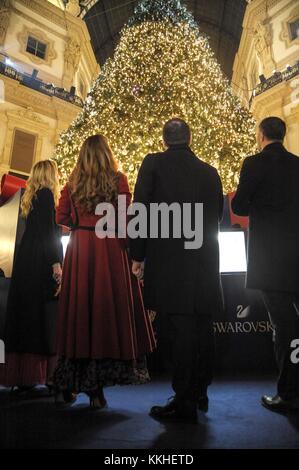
[62,232,248,274]
[218,231,247,273]
[61,235,70,258]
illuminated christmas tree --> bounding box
[54,0,256,192]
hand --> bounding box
[54,285,61,297]
[132,260,144,280]
[52,263,62,285]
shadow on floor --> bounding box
[0,378,299,449]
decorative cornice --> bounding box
[17,0,67,29]
[7,106,46,123]
[245,0,286,27]
[17,0,97,44]
[11,5,67,41]
[252,81,287,104]
[250,80,290,118]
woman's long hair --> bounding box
[21,159,60,218]
[69,134,119,214]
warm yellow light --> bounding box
[54,20,256,193]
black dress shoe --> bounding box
[261,394,299,412]
[150,397,197,423]
[198,396,209,413]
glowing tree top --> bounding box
[54,0,256,192]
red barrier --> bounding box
[227,192,249,229]
[0,174,27,205]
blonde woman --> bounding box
[53,135,155,408]
[0,160,63,393]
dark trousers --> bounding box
[163,313,214,403]
[262,291,299,400]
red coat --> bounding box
[56,173,155,360]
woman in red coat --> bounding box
[53,134,155,408]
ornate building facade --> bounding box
[232,0,299,155]
[0,0,99,178]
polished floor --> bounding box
[0,378,299,449]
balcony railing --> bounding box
[250,62,299,105]
[0,61,83,107]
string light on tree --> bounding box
[54,0,256,192]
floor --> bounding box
[0,378,299,449]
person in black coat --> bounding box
[130,118,223,421]
[232,117,299,412]
[0,160,63,391]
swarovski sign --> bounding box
[213,304,273,334]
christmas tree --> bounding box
[54,0,256,193]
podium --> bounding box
[214,273,276,375]
[148,227,276,376]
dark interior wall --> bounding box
[79,0,247,79]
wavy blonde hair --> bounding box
[21,159,60,218]
[68,134,119,214]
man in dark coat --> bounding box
[232,116,299,412]
[130,118,223,421]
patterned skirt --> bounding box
[52,357,150,393]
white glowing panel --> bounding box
[219,231,247,273]
[61,233,247,272]
[61,235,70,257]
